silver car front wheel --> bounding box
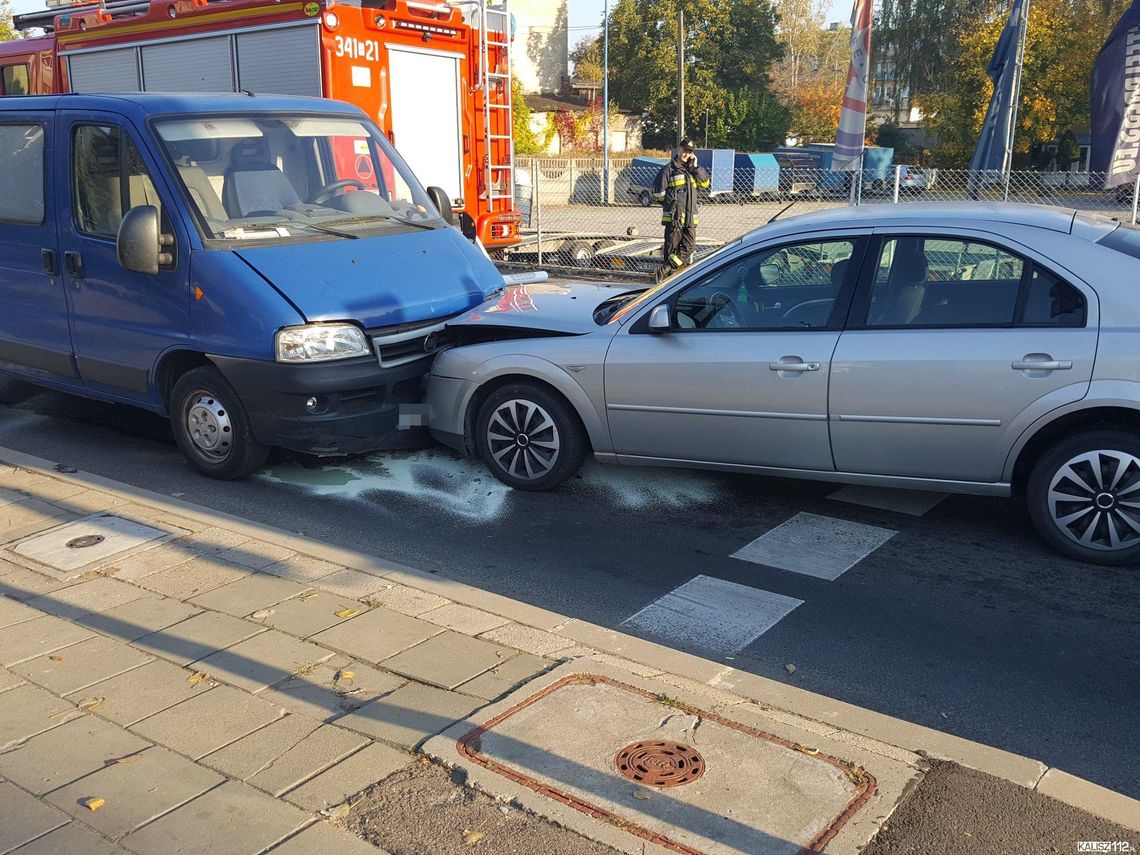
[1028,430,1140,566]
[486,399,561,481]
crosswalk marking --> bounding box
[621,575,803,656]
[731,512,896,581]
[827,485,946,517]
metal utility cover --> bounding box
[10,515,171,579]
[454,674,874,855]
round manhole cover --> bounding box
[615,740,705,788]
[66,535,106,549]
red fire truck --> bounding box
[0,0,520,247]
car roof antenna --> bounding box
[767,201,796,224]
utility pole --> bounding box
[602,0,609,205]
[677,7,685,144]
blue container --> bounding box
[733,152,779,195]
[695,148,735,196]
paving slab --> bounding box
[12,635,152,695]
[364,583,449,617]
[310,607,440,664]
[54,489,128,515]
[0,614,94,667]
[194,629,335,693]
[419,602,511,636]
[478,623,575,657]
[119,780,310,855]
[256,661,405,724]
[0,595,42,630]
[252,590,365,639]
[76,597,201,643]
[267,820,388,855]
[10,515,172,580]
[0,666,24,693]
[259,554,343,584]
[188,573,311,619]
[0,714,150,795]
[133,555,249,601]
[456,653,554,701]
[380,631,513,690]
[131,610,264,666]
[0,561,68,600]
[312,568,390,602]
[25,578,154,621]
[0,683,83,749]
[104,545,194,582]
[6,821,125,855]
[0,780,70,853]
[178,526,250,556]
[45,745,223,839]
[334,682,485,749]
[130,684,285,759]
[201,714,322,780]
[215,540,296,571]
[75,658,214,726]
[0,499,76,544]
[283,743,411,811]
[0,472,86,502]
[248,725,369,797]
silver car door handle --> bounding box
[769,361,820,372]
[1011,360,1072,371]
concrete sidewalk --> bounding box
[0,451,1136,855]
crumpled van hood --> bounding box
[235,226,501,330]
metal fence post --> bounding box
[534,160,542,266]
[1002,169,1012,202]
[892,165,901,203]
[1132,173,1139,225]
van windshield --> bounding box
[154,114,443,241]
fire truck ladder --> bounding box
[477,0,513,210]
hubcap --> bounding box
[1048,449,1140,552]
[185,391,233,461]
[486,399,560,481]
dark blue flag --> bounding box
[1091,0,1140,187]
[969,0,1029,177]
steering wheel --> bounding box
[309,178,366,205]
[705,291,746,329]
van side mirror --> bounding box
[648,304,672,332]
[426,186,454,224]
[117,206,170,275]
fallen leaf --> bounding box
[334,608,359,619]
[333,670,355,683]
[73,697,104,714]
[463,830,484,845]
[299,592,319,601]
[105,753,145,767]
[82,797,105,811]
[320,803,351,820]
[186,672,209,686]
[632,789,653,801]
[49,655,64,662]
[785,663,797,675]
[250,608,275,620]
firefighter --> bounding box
[653,138,710,279]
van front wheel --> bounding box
[170,366,269,480]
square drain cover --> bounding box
[456,674,874,855]
[10,514,172,579]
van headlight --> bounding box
[275,324,370,363]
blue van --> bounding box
[0,93,502,478]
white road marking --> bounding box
[828,485,946,517]
[732,512,896,581]
[620,575,804,656]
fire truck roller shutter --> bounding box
[385,46,463,204]
[141,37,232,92]
[235,27,321,97]
[67,48,140,92]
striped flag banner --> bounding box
[833,0,873,171]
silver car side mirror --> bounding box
[648,304,671,332]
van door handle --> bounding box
[1011,356,1072,372]
[63,251,84,279]
[41,249,58,276]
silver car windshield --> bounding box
[607,238,744,324]
[154,114,443,241]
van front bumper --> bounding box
[209,354,430,456]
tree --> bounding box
[511,75,544,156]
[1,0,18,42]
[772,0,827,93]
[601,0,789,149]
[569,35,604,85]
[921,0,1131,166]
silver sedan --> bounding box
[427,203,1140,566]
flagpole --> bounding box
[1003,0,1031,191]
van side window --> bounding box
[1,64,30,96]
[0,124,45,225]
[73,125,162,238]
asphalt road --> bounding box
[0,378,1137,801]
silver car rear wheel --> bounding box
[486,399,561,481]
[1028,429,1140,566]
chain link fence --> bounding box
[497,157,1140,277]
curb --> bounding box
[1,444,1137,834]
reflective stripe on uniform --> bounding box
[669,175,687,187]
[695,178,710,188]
[653,193,666,202]
[669,254,684,268]
[661,214,672,224]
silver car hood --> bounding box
[447,280,640,334]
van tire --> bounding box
[170,366,269,480]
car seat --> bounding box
[222,138,300,218]
[874,249,927,325]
